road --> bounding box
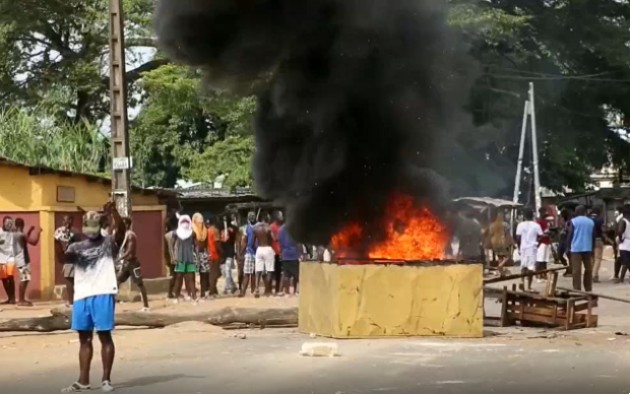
[1,323,629,394]
[1,256,629,394]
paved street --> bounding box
[1,326,629,394]
[1,257,629,394]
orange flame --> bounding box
[331,193,449,261]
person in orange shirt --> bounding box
[0,216,16,304]
[205,217,221,297]
[270,211,283,294]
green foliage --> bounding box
[131,65,256,188]
[446,0,630,195]
[183,135,255,189]
[3,0,630,195]
[0,0,157,122]
[0,106,107,174]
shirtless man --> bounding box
[254,213,276,297]
[55,216,80,306]
[14,218,42,306]
[116,217,150,311]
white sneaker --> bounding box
[140,307,150,312]
[101,380,115,392]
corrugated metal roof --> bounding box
[0,156,177,198]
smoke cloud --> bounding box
[154,0,475,245]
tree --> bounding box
[0,0,164,123]
[131,65,256,188]
[448,0,630,195]
[183,135,255,189]
[0,104,107,174]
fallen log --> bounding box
[0,307,298,333]
[557,287,630,304]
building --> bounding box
[176,184,277,224]
[0,158,172,300]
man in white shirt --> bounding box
[516,208,543,291]
[61,202,125,393]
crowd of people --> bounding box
[163,210,303,303]
[461,203,630,293]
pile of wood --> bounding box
[484,270,598,331]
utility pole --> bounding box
[108,0,132,217]
[529,82,542,213]
[512,83,542,214]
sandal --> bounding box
[61,382,90,392]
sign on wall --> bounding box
[56,186,76,203]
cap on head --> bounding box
[83,211,104,238]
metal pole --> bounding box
[529,82,542,213]
[109,0,132,217]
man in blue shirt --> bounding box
[567,205,595,291]
[239,211,258,297]
[278,224,301,295]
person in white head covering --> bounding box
[171,215,197,303]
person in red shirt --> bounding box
[536,207,552,280]
[270,211,283,294]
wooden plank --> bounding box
[507,305,567,319]
[501,287,509,327]
[558,287,630,304]
[484,266,568,284]
[545,272,559,297]
[508,312,564,325]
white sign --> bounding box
[112,157,133,170]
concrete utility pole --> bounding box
[512,83,542,214]
[108,0,132,217]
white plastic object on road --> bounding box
[300,342,339,357]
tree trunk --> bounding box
[0,307,298,333]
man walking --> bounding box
[116,217,150,311]
[516,209,543,291]
[55,216,80,306]
[590,207,610,283]
[567,205,595,292]
[61,202,125,393]
[615,205,630,283]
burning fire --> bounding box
[331,193,449,261]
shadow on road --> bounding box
[117,374,205,389]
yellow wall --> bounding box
[0,165,160,211]
[0,166,44,211]
[299,262,484,338]
[0,164,165,299]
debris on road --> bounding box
[300,342,339,357]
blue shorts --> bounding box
[71,294,116,332]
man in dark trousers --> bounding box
[116,217,150,311]
[567,205,595,292]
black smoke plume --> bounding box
[154,0,474,246]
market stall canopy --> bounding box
[453,197,524,210]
